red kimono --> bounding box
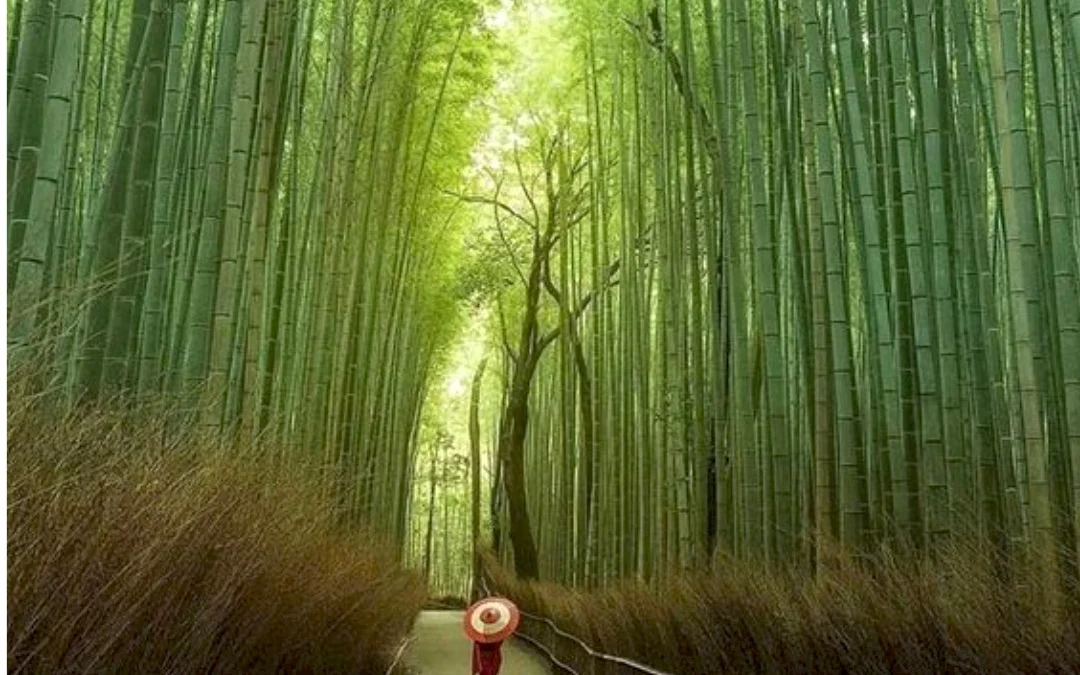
[471,640,503,675]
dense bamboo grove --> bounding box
[450,0,1080,590]
[8,0,1080,604]
[7,0,494,546]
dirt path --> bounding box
[405,610,550,674]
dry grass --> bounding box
[484,546,1080,674]
[8,395,426,675]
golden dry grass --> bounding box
[8,395,426,674]
[484,545,1080,674]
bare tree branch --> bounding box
[443,188,536,231]
[541,255,563,305]
[497,293,519,365]
[514,144,542,228]
[490,181,529,287]
[537,259,621,354]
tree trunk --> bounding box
[470,357,488,599]
[499,369,541,580]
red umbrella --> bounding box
[463,597,520,644]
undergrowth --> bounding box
[8,393,426,674]
[484,546,1080,674]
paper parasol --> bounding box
[463,597,521,643]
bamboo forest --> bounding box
[7,0,1080,673]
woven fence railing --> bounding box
[480,575,673,675]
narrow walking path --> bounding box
[406,611,550,674]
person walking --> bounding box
[463,597,520,675]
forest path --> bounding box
[405,611,550,674]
